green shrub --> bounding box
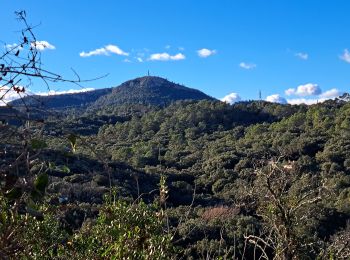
[65,195,175,259]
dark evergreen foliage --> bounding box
[2,88,350,258]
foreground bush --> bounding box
[61,195,175,259]
[1,196,175,259]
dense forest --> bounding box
[1,95,350,259]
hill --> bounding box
[0,106,24,125]
[9,88,112,110]
[92,76,215,108]
[9,76,215,111]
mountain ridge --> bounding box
[9,76,215,110]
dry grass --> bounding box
[201,206,240,221]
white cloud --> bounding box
[340,49,350,63]
[0,86,31,106]
[178,47,185,51]
[221,92,241,104]
[266,94,287,104]
[197,48,216,58]
[104,45,129,56]
[5,43,23,51]
[287,88,342,105]
[123,58,132,63]
[285,83,321,97]
[165,45,171,49]
[136,57,143,62]
[171,53,185,60]
[295,52,308,60]
[239,62,256,70]
[285,88,296,96]
[295,83,321,96]
[0,86,96,106]
[80,48,107,57]
[149,52,185,61]
[286,98,319,105]
[31,41,55,51]
[80,44,129,57]
[319,88,341,99]
[36,88,95,96]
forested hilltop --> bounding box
[2,94,350,259]
[8,76,215,112]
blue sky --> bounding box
[1,0,350,104]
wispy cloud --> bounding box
[221,92,241,104]
[104,45,129,56]
[285,83,321,96]
[134,51,146,62]
[295,52,308,60]
[36,88,95,96]
[80,47,107,57]
[31,41,56,51]
[266,94,287,104]
[197,48,216,58]
[149,52,185,61]
[340,49,350,63]
[239,62,256,70]
[80,44,129,57]
[5,43,23,50]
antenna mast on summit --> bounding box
[259,90,262,100]
[147,70,150,76]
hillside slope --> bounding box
[9,88,112,110]
[9,76,215,111]
[92,76,215,108]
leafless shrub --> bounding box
[244,157,332,259]
[0,11,106,109]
